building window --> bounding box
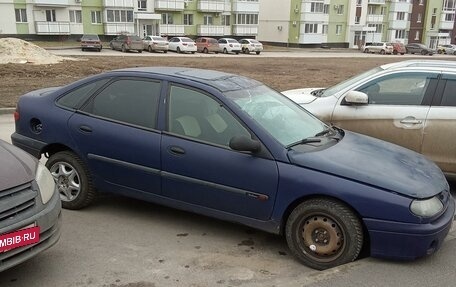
[304,23,318,34]
[415,30,420,40]
[107,10,134,22]
[322,24,328,35]
[324,4,329,14]
[395,29,407,39]
[417,13,422,23]
[184,14,193,25]
[357,0,362,6]
[397,12,405,20]
[368,24,383,33]
[445,13,455,21]
[336,25,342,35]
[381,7,386,15]
[355,16,360,24]
[162,13,173,24]
[138,0,147,11]
[203,15,213,25]
[336,5,344,15]
[311,2,324,13]
[419,0,424,5]
[15,9,27,23]
[46,9,56,22]
[234,14,258,25]
[443,0,456,10]
[222,15,230,26]
[91,11,101,24]
[69,10,82,23]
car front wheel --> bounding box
[46,151,96,210]
[285,198,363,270]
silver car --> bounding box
[0,139,61,271]
[282,60,456,179]
[143,35,169,53]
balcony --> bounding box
[104,0,134,8]
[198,0,227,12]
[299,33,324,44]
[33,0,69,6]
[35,21,70,35]
[301,13,329,23]
[367,0,385,4]
[159,24,185,35]
[155,0,185,11]
[367,15,384,23]
[197,25,229,36]
[389,20,409,30]
[440,20,455,30]
[232,24,258,36]
[134,12,161,20]
[232,0,259,13]
[104,23,135,35]
[389,2,412,13]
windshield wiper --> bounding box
[314,128,332,137]
[286,137,322,149]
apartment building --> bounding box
[258,0,456,49]
[0,0,260,39]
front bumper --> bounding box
[365,197,455,260]
[0,189,62,272]
[11,132,46,159]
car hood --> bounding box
[282,88,323,104]
[288,131,447,199]
[0,140,36,191]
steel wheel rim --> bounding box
[299,213,345,263]
[50,161,81,202]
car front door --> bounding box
[421,73,456,176]
[67,77,163,196]
[331,72,439,153]
[160,84,279,220]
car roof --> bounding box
[109,67,262,92]
[380,60,456,71]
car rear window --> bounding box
[182,38,194,43]
[152,37,165,41]
[228,39,238,43]
[130,36,142,41]
[82,35,99,41]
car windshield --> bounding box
[320,66,383,97]
[82,35,99,40]
[182,38,194,42]
[225,85,327,146]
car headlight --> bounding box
[410,196,444,217]
[35,161,56,204]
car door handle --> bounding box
[400,119,422,125]
[79,125,93,133]
[168,146,186,155]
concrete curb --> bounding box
[0,108,15,115]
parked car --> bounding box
[195,37,219,53]
[239,38,264,55]
[405,43,435,55]
[390,42,406,55]
[444,45,456,55]
[80,34,102,52]
[362,42,393,54]
[12,67,454,270]
[436,44,455,54]
[168,37,197,53]
[143,35,169,53]
[109,35,143,53]
[282,60,456,179]
[218,38,241,54]
[0,139,61,272]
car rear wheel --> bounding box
[364,48,369,53]
[223,48,228,54]
[256,51,261,55]
[421,50,427,55]
[203,48,208,54]
[380,50,385,55]
[121,45,126,53]
[148,46,153,53]
[138,49,142,53]
[177,47,181,53]
[46,151,96,210]
[285,198,363,270]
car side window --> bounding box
[83,79,161,129]
[441,79,456,107]
[57,78,110,110]
[167,85,251,147]
[357,73,433,105]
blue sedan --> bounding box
[12,67,454,270]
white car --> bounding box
[143,35,169,53]
[218,38,241,54]
[239,38,263,55]
[362,42,393,54]
[168,37,197,54]
[282,60,456,179]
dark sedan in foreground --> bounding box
[12,67,454,270]
[0,140,61,272]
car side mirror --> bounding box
[344,91,368,105]
[229,136,261,153]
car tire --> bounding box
[400,53,405,55]
[421,50,427,55]
[164,50,168,53]
[285,198,363,270]
[380,50,385,55]
[46,151,96,210]
[203,48,208,54]
[223,48,228,54]
[98,48,102,52]
[364,48,369,53]
[138,50,142,53]
[393,50,398,55]
[191,51,195,54]
[121,45,126,53]
[177,47,181,53]
[235,51,239,54]
[148,46,153,53]
[110,44,114,50]
[438,50,443,54]
[453,51,456,55]
[256,51,261,55]
[81,48,85,52]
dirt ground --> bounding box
[0,56,402,108]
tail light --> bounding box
[183,43,188,46]
[14,106,19,121]
[250,44,255,46]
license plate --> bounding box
[0,226,40,253]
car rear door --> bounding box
[160,84,279,220]
[421,73,456,175]
[67,76,163,196]
[331,71,439,153]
